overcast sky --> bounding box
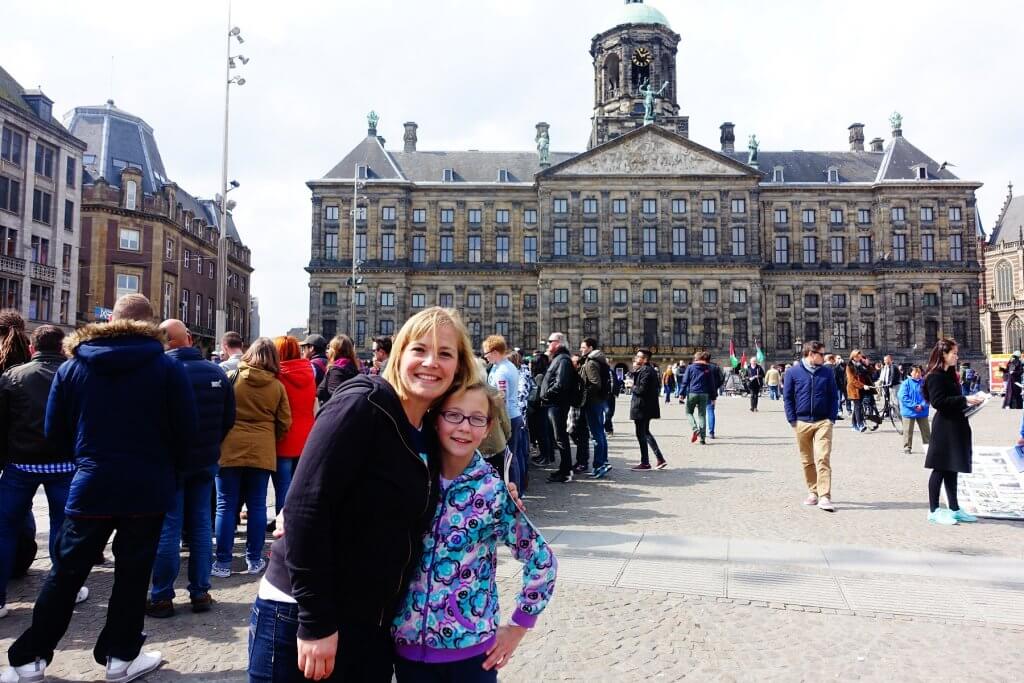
[5,0,1021,336]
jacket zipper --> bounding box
[418,491,448,655]
[368,394,431,626]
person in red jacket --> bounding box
[272,336,316,520]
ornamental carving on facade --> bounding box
[568,133,741,176]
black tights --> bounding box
[928,469,960,512]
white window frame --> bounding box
[119,227,140,251]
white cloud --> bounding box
[6,0,1020,335]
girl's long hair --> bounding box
[0,309,31,373]
[922,338,959,403]
[327,334,358,366]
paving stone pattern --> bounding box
[1,395,1022,680]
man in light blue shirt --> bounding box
[483,335,522,489]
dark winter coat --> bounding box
[783,361,839,426]
[166,346,236,474]
[45,320,198,516]
[924,368,972,473]
[0,352,67,466]
[630,364,661,420]
[540,347,574,408]
[580,350,609,405]
[317,358,359,404]
[679,362,715,397]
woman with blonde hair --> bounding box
[271,336,316,522]
[248,308,481,682]
[316,333,360,403]
[214,337,292,578]
[846,349,867,432]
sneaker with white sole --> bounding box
[0,604,7,619]
[803,493,819,506]
[210,563,231,578]
[246,557,267,574]
[76,586,89,604]
[817,496,836,512]
[105,651,162,683]
[928,508,959,525]
[0,659,46,683]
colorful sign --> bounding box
[93,307,113,321]
[988,354,1012,394]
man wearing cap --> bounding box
[300,334,329,386]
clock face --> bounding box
[632,47,653,66]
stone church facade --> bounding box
[306,0,983,368]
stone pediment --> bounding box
[543,126,754,177]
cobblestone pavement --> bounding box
[1,395,1022,680]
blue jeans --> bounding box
[768,385,780,400]
[271,457,298,515]
[248,597,304,683]
[585,402,608,468]
[395,654,496,683]
[509,416,526,493]
[0,468,73,605]
[215,467,270,566]
[707,400,716,435]
[151,466,216,601]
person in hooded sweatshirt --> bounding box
[2,294,197,683]
[271,335,316,521]
[213,338,291,579]
[898,365,930,455]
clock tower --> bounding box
[589,0,686,149]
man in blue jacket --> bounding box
[3,295,197,683]
[679,351,715,445]
[147,319,235,619]
[783,340,839,512]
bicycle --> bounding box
[862,385,903,434]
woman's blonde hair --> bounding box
[327,334,358,366]
[241,337,280,375]
[849,349,862,362]
[383,307,479,404]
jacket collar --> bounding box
[167,346,202,361]
[446,452,492,484]
[63,319,163,356]
[30,351,66,363]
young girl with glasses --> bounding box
[391,382,558,680]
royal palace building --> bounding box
[306,0,983,369]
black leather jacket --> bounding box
[0,352,66,466]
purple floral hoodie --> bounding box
[392,452,557,664]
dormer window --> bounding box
[497,168,511,183]
[356,165,368,180]
[827,167,839,183]
[442,168,455,182]
[773,166,784,183]
[914,164,928,180]
[192,218,202,232]
[124,180,137,211]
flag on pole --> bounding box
[755,341,765,365]
[740,351,748,367]
[729,339,739,368]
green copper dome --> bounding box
[613,1,671,29]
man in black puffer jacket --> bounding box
[539,332,575,483]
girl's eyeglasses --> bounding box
[440,410,490,428]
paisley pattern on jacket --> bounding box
[392,452,557,659]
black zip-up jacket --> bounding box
[281,375,438,640]
[540,347,573,407]
[0,352,67,466]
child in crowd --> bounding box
[392,382,558,680]
[898,365,930,454]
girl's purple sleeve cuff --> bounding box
[511,607,538,628]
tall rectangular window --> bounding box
[702,318,718,347]
[0,177,21,214]
[355,320,366,346]
[582,288,599,304]
[644,319,659,347]
[802,236,817,264]
[613,319,628,346]
[858,236,872,263]
[701,227,716,256]
[439,208,454,224]
[440,235,454,263]
[379,291,395,307]
[703,289,718,304]
[612,199,627,215]
[32,189,52,224]
[553,289,568,304]
[34,143,55,178]
[832,293,847,308]
[64,200,74,231]
[673,288,688,305]
[923,292,939,307]
[733,318,748,347]
[776,294,791,308]
[323,291,338,306]
[124,180,137,211]
[642,198,657,215]
[495,293,510,309]
[774,208,789,224]
[1,278,20,308]
[732,289,747,304]
[411,293,426,308]
[774,236,789,264]
[523,236,537,263]
[325,233,339,259]
[553,228,567,257]
[29,284,52,321]
[830,236,844,263]
[412,235,426,263]
[776,321,792,350]
[495,209,510,224]
[949,234,963,261]
[643,227,657,256]
[925,320,939,346]
[115,273,139,300]
[830,208,844,225]
[1,127,24,165]
[672,227,686,256]
[66,157,76,188]
[860,294,875,308]
[949,206,962,222]
[523,322,537,346]
[860,321,876,349]
[523,294,537,309]
[582,198,598,214]
[896,321,911,348]
[802,209,816,225]
[524,209,537,224]
[921,234,935,261]
[552,198,568,214]
[381,206,396,221]
[892,234,907,261]
[355,233,367,261]
[673,319,689,346]
[119,228,140,251]
[468,208,482,224]
[731,226,746,256]
[702,198,716,215]
[891,206,906,222]
[613,289,628,305]
[804,321,820,342]
[467,235,481,263]
[30,236,49,264]
[672,198,687,214]
[467,293,481,308]
[952,292,966,307]
[642,289,658,304]
[920,206,934,222]
[832,321,848,350]
[583,227,598,256]
[381,233,395,261]
[412,208,426,223]
[858,208,871,224]
[62,243,72,270]
[438,293,453,308]
[496,236,509,263]
[952,321,968,348]
[613,227,627,256]
[731,198,746,214]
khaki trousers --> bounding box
[795,419,833,498]
[902,417,931,451]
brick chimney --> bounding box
[869,137,885,153]
[403,122,418,152]
[720,122,735,153]
[848,123,865,151]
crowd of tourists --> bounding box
[0,299,557,682]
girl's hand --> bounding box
[273,509,285,539]
[507,483,526,513]
[483,624,527,670]
[297,632,338,681]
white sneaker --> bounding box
[817,496,836,512]
[75,586,89,604]
[105,651,162,682]
[0,659,46,683]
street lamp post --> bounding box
[215,0,249,343]
[347,167,365,339]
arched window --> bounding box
[603,54,621,100]
[1007,316,1024,354]
[996,260,1014,302]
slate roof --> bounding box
[66,102,170,194]
[876,135,959,182]
[0,64,84,145]
[990,194,1024,245]
[390,150,577,183]
[726,150,882,183]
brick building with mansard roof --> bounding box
[980,183,1024,355]
[66,100,253,352]
[306,0,983,370]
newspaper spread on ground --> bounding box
[959,446,1024,520]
